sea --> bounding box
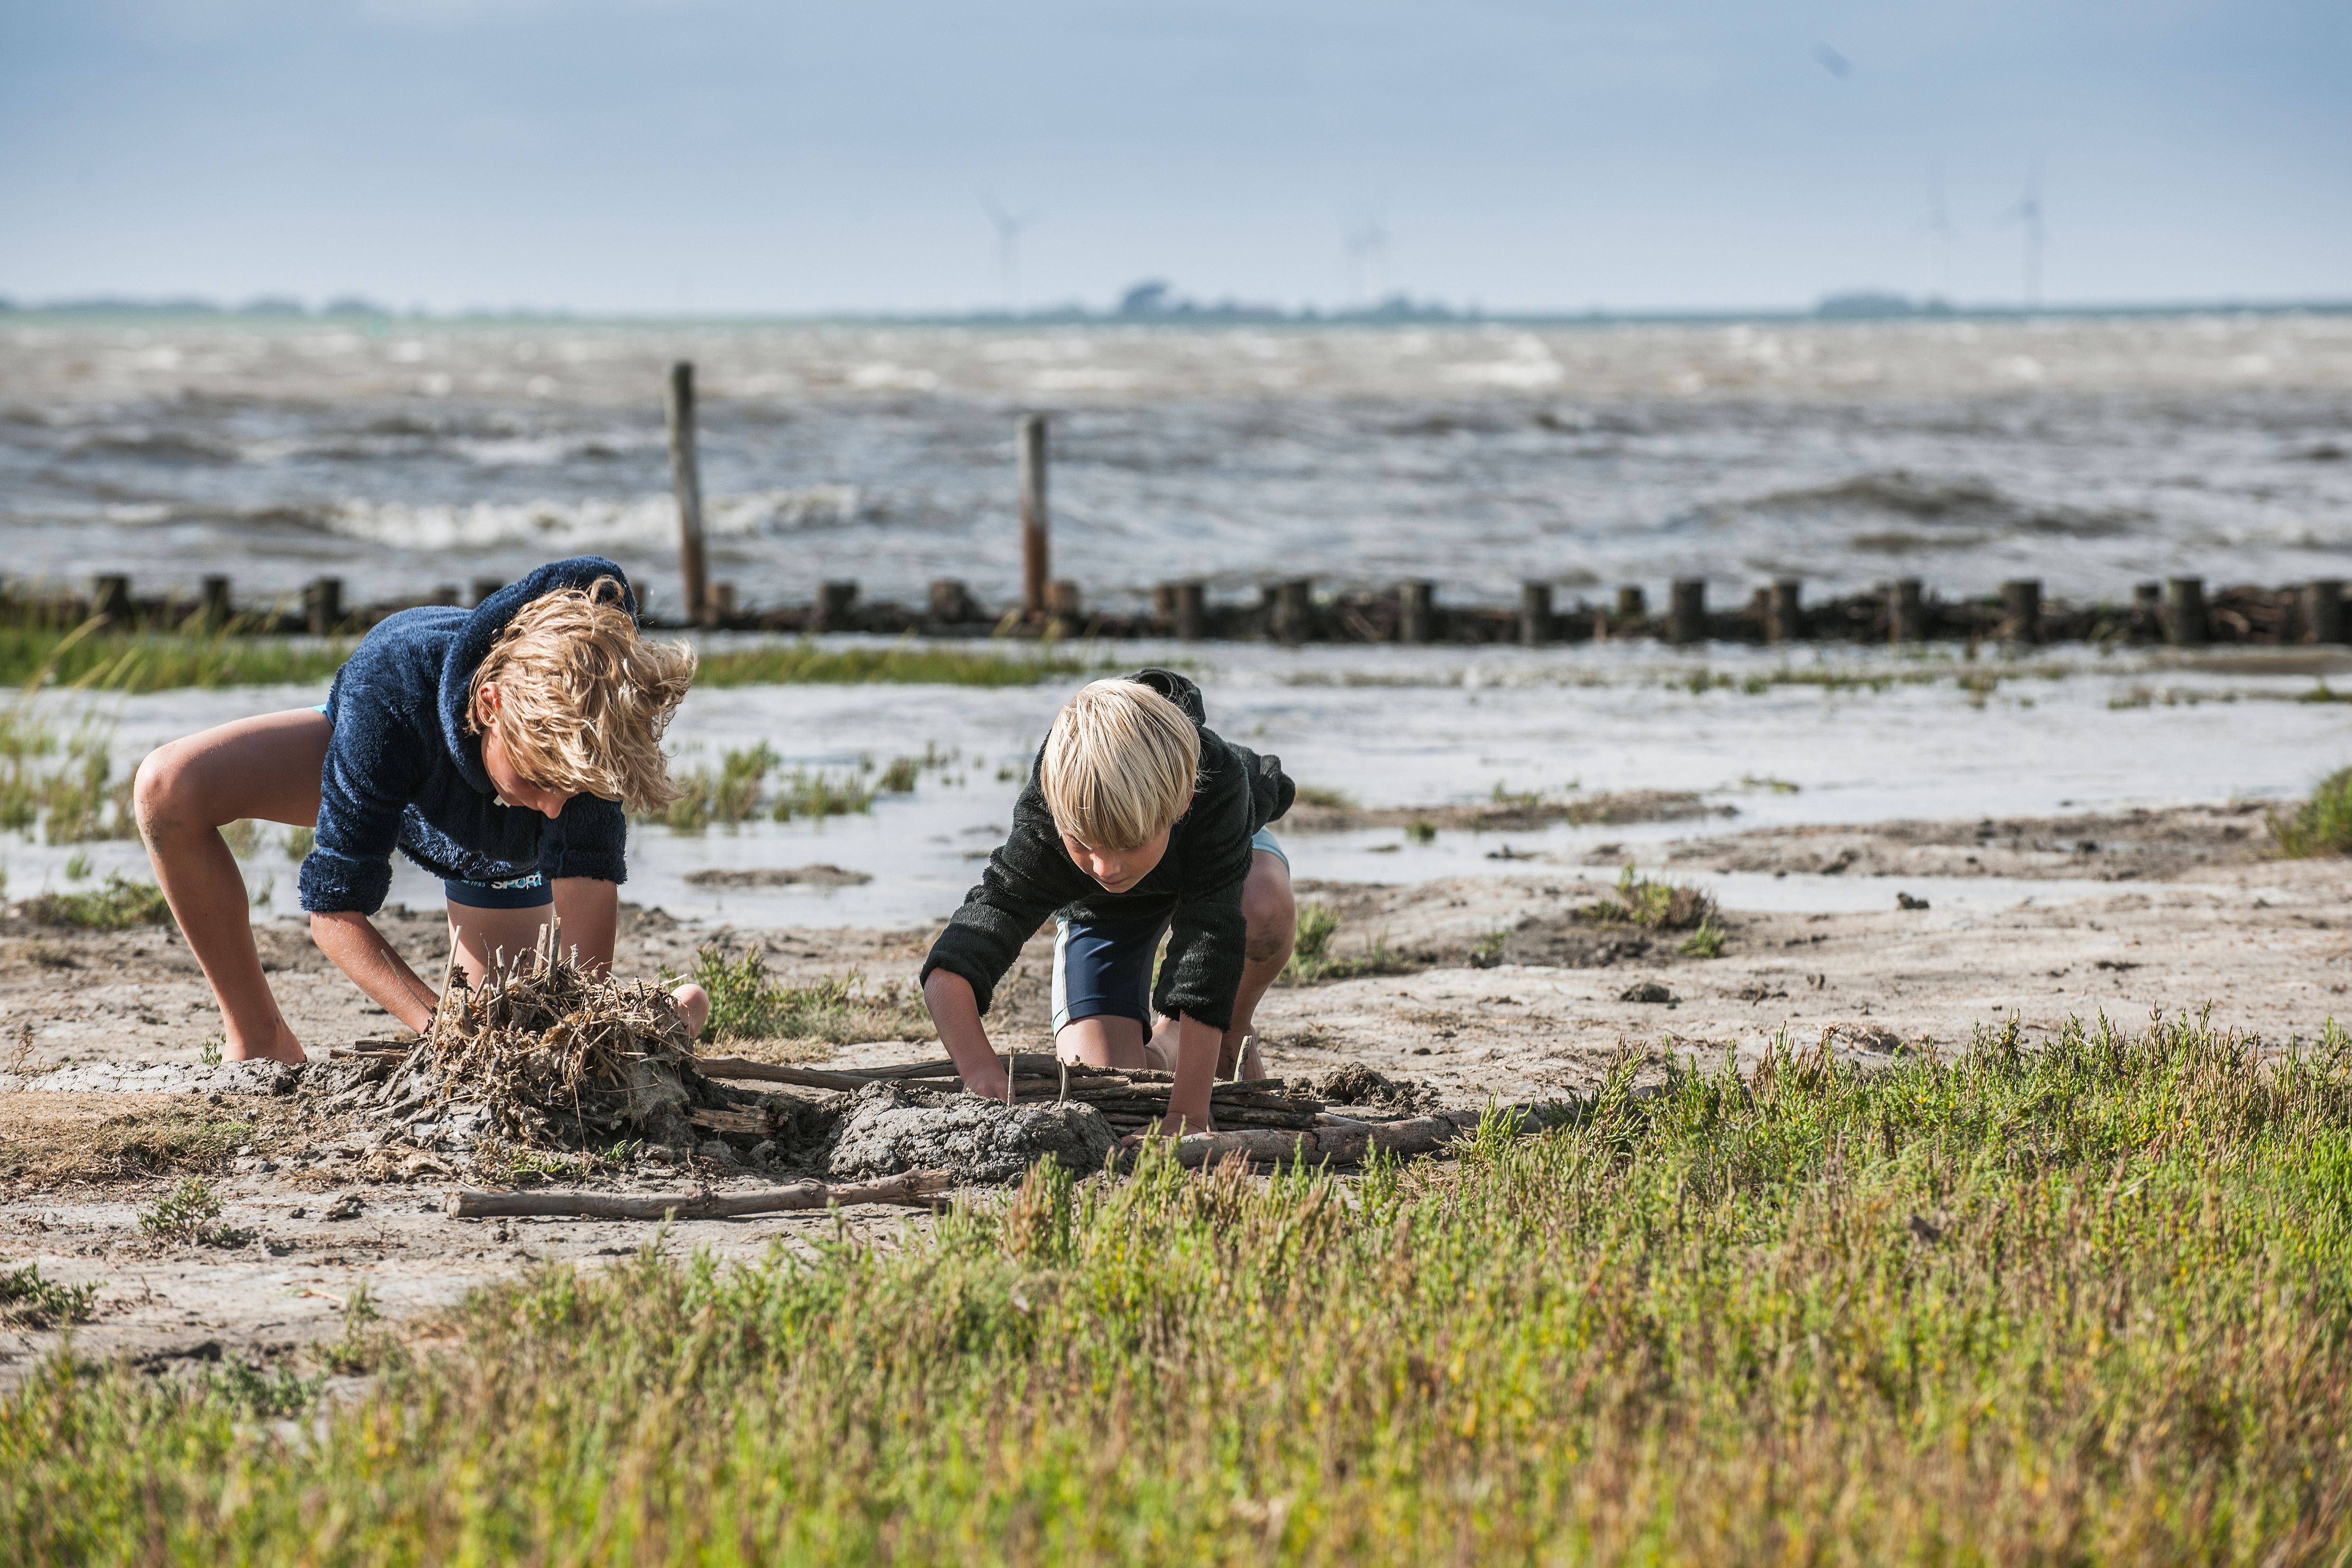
[3,312,2349,619]
[3,312,2349,929]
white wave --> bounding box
[324,485,864,551]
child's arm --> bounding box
[310,911,441,1033]
[921,970,1011,1100]
[1159,1014,1221,1135]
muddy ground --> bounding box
[3,803,2345,1395]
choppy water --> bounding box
[3,314,2349,619]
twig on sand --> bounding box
[444,1168,952,1220]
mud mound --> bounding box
[308,949,744,1156]
[1305,1064,1444,1115]
[827,1081,1115,1184]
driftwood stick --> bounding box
[444,1169,952,1220]
[691,1058,870,1090]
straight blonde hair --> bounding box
[1038,678,1200,851]
[467,577,697,812]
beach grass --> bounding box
[8,1009,2352,1562]
[0,623,1099,695]
[685,944,932,1046]
[2269,766,2352,858]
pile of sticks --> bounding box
[696,1051,1325,1132]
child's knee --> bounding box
[1242,873,1295,964]
[131,746,192,838]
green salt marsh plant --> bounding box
[0,1265,98,1330]
[682,945,930,1046]
[1585,863,1717,931]
[2270,766,2352,858]
[21,872,170,931]
[12,1009,2352,1562]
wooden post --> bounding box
[2000,579,2042,643]
[200,575,233,630]
[1887,578,1924,644]
[1152,583,1177,626]
[1272,578,1312,645]
[667,361,709,627]
[429,585,459,607]
[1174,580,1206,642]
[305,577,343,636]
[1668,578,1706,645]
[1045,579,1081,624]
[1398,580,1434,644]
[813,581,859,633]
[2166,577,2209,647]
[929,579,977,624]
[1766,578,1803,643]
[1018,413,1049,619]
[91,574,130,625]
[1519,582,1553,647]
[2303,580,2344,645]
[1615,586,1647,623]
[471,577,505,608]
[709,582,736,626]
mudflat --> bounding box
[1,801,2342,1395]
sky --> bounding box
[1,0,2347,316]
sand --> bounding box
[1,802,2343,1395]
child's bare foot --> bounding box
[668,981,711,1040]
[227,1021,306,1065]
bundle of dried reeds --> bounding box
[426,928,700,1147]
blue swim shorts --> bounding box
[443,870,554,910]
[1049,828,1286,1032]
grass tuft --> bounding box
[0,1264,99,1329]
[684,945,931,1046]
[21,872,170,931]
[1583,863,1719,932]
[694,641,1099,688]
[2269,766,2352,858]
[136,1179,253,1247]
[1283,900,1406,984]
[11,1010,2352,1559]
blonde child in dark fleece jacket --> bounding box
[922,670,1296,1136]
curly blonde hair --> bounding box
[465,577,696,812]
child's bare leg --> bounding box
[1058,1014,1157,1072]
[133,709,331,1063]
[1221,848,1294,1079]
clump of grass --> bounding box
[0,1264,99,1329]
[2270,766,2352,858]
[770,768,875,821]
[696,641,1099,688]
[0,624,349,694]
[38,730,137,845]
[1291,784,1356,810]
[661,743,780,832]
[1583,863,1717,931]
[284,825,314,860]
[1739,773,1800,794]
[62,850,90,880]
[684,945,930,1045]
[1283,900,1406,984]
[136,1178,253,1247]
[21,872,170,930]
[15,1011,2352,1560]
[1403,818,1437,844]
[313,1283,390,1377]
[1677,917,1726,958]
[876,755,922,793]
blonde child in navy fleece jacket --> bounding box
[923,670,1297,1137]
[133,557,706,1063]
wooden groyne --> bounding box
[27,370,2352,651]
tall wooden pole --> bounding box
[1018,413,1049,620]
[667,362,709,627]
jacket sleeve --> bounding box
[299,700,429,916]
[920,788,1074,1017]
[1152,756,1254,1031]
[541,794,628,883]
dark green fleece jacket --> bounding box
[920,669,1293,1032]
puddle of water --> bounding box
[15,641,2342,930]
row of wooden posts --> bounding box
[30,363,2352,649]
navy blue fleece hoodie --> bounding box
[296,556,633,915]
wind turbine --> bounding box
[1922,163,1955,304]
[1342,204,1390,308]
[981,193,1043,315]
[1997,163,2044,311]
